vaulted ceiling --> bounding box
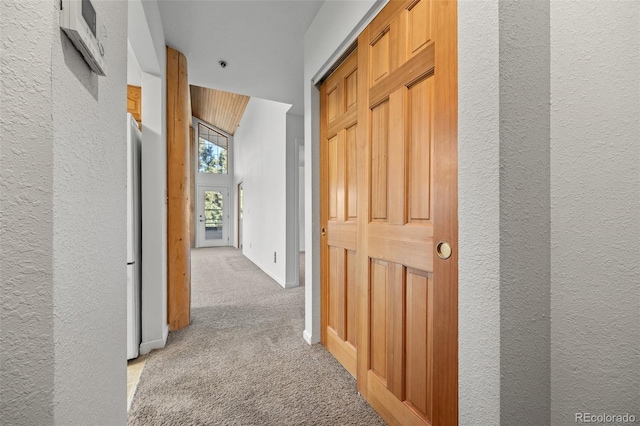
[158,0,325,116]
[190,85,250,135]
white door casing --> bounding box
[197,185,229,247]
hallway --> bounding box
[128,248,384,425]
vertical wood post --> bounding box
[190,125,196,248]
[166,46,191,331]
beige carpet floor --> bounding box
[128,247,385,426]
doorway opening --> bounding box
[296,138,305,285]
[197,185,230,247]
[237,182,243,249]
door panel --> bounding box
[405,268,432,418]
[369,259,388,382]
[345,250,358,348]
[328,135,338,220]
[371,101,389,221]
[409,0,432,56]
[387,89,407,226]
[320,48,359,378]
[328,87,339,123]
[366,62,437,426]
[197,186,229,247]
[371,31,390,84]
[346,125,358,219]
[320,1,457,423]
[328,246,345,338]
[356,1,458,425]
[346,71,358,109]
[409,78,433,222]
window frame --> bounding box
[197,122,229,175]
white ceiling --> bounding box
[158,0,325,115]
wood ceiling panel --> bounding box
[190,85,250,135]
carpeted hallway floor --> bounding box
[128,247,385,426]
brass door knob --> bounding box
[321,227,327,237]
[436,241,452,260]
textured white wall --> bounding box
[139,71,169,353]
[499,1,551,424]
[52,0,128,421]
[460,1,640,423]
[1,0,128,424]
[299,164,305,251]
[128,0,169,354]
[286,113,304,287]
[0,1,56,424]
[550,1,640,423]
[234,97,292,287]
[457,0,502,423]
[127,42,142,86]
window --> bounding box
[198,123,228,174]
[204,190,223,239]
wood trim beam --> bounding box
[166,46,191,331]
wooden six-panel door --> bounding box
[356,1,457,425]
[320,49,359,377]
[320,1,457,424]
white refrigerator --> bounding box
[127,113,142,360]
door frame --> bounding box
[319,47,359,378]
[304,0,387,347]
[196,184,230,248]
[237,182,243,249]
[294,138,304,282]
[314,1,458,424]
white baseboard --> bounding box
[303,329,318,345]
[263,268,286,288]
[139,324,169,354]
[162,323,169,343]
[244,254,288,288]
[284,281,300,289]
